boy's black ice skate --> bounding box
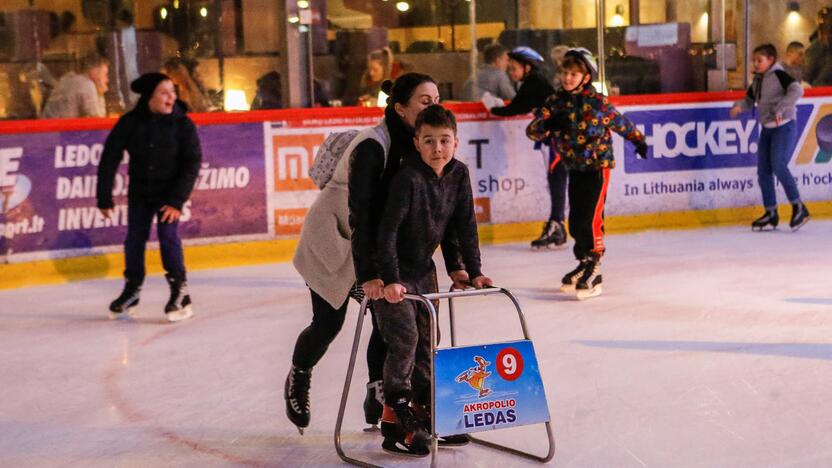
[412,403,470,447]
[560,258,589,292]
[284,365,311,434]
[363,380,384,431]
[789,202,810,231]
[530,220,567,250]
[164,274,193,322]
[751,210,778,231]
[109,280,142,319]
[380,399,431,457]
[576,258,602,300]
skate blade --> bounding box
[752,225,777,232]
[559,284,576,293]
[108,305,138,320]
[791,217,809,232]
[576,285,602,300]
[166,305,194,322]
[296,426,304,435]
[363,424,380,433]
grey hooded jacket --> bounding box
[735,62,803,126]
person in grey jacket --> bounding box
[730,43,809,231]
[374,105,492,457]
[463,43,516,101]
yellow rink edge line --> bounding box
[2,200,830,290]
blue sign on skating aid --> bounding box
[433,340,550,436]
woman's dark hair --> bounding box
[753,43,778,60]
[415,104,457,134]
[381,73,436,108]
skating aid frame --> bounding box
[334,287,556,467]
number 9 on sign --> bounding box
[496,347,524,381]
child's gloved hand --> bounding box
[635,141,649,159]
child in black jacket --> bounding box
[97,73,201,322]
[374,105,492,457]
[489,46,568,249]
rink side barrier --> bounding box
[2,89,832,289]
[2,199,829,290]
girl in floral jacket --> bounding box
[527,48,648,299]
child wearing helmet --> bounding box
[527,47,648,299]
[489,46,569,250]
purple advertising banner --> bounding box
[0,123,267,257]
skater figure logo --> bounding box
[455,356,493,398]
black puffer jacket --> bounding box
[490,69,554,117]
[377,157,482,287]
[97,100,202,210]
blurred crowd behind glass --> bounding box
[0,0,827,120]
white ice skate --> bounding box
[575,260,602,300]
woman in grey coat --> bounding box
[285,74,469,434]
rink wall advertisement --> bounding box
[0,123,268,259]
[2,94,832,263]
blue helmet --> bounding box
[507,46,545,67]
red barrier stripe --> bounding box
[3,87,832,134]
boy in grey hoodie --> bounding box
[730,43,810,231]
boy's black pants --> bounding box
[567,168,611,260]
[373,272,437,406]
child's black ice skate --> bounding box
[751,210,778,231]
[363,380,384,432]
[560,258,589,292]
[164,274,193,322]
[284,365,311,434]
[789,202,810,231]
[381,400,431,457]
[530,220,567,250]
[412,403,470,447]
[109,280,141,319]
[576,258,602,300]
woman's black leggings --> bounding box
[292,288,386,381]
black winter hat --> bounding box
[130,72,171,98]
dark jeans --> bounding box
[757,121,801,209]
[292,288,386,382]
[568,168,611,260]
[124,198,186,283]
[546,146,568,222]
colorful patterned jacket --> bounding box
[526,86,645,171]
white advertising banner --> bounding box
[263,99,832,236]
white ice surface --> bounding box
[2,222,832,467]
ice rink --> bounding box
[2,221,832,468]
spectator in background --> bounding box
[42,54,109,118]
[549,45,570,89]
[251,71,282,110]
[804,7,832,86]
[463,43,516,101]
[781,41,806,84]
[358,47,403,106]
[162,58,212,113]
